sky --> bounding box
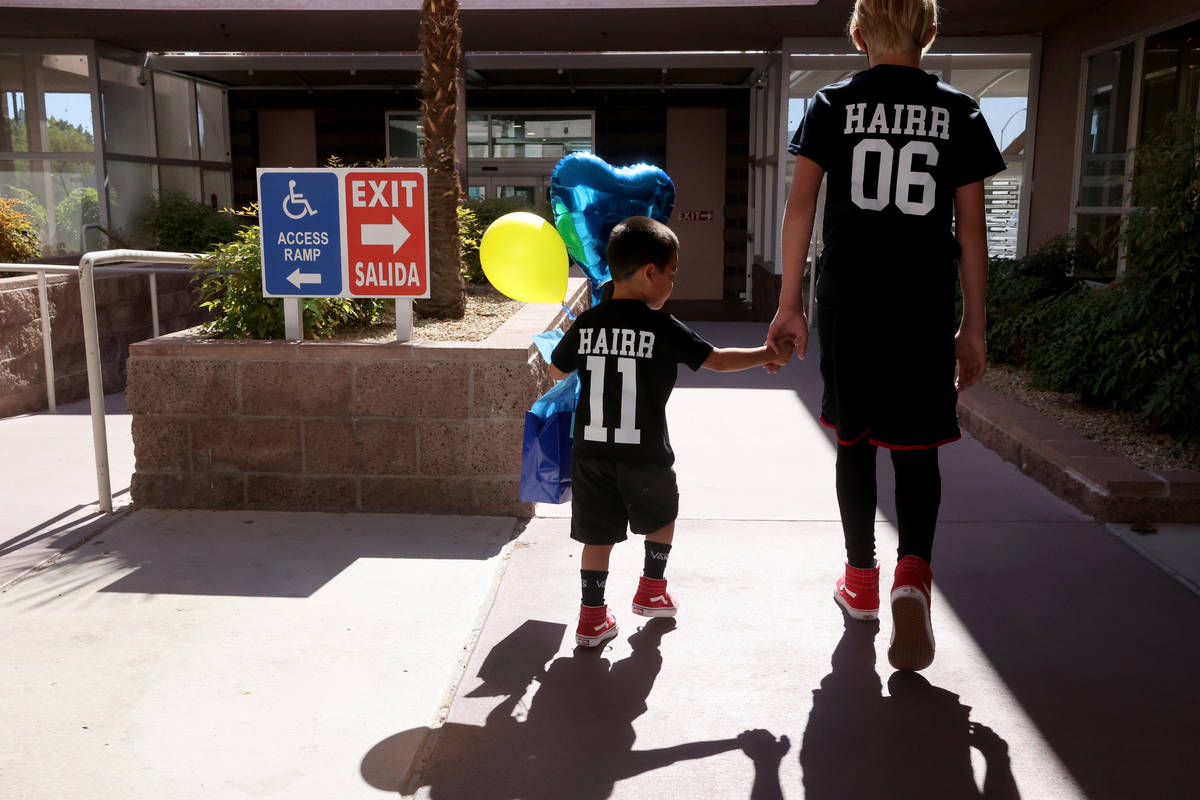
[4,91,94,136]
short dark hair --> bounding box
[606,216,679,282]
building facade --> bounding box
[2,0,1198,315]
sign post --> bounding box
[257,167,430,341]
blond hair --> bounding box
[849,0,940,56]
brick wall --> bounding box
[0,270,207,418]
[126,279,588,516]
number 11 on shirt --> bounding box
[583,355,642,444]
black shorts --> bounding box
[570,456,679,546]
[816,301,961,450]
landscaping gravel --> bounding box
[981,364,1200,475]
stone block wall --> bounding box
[126,279,588,517]
[0,270,206,417]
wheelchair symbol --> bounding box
[282,180,318,220]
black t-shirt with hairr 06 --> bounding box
[551,299,714,466]
[789,63,1006,307]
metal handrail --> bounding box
[1,250,206,513]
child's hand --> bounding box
[955,330,986,390]
[769,337,796,367]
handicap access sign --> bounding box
[258,167,430,298]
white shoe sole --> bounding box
[576,622,619,648]
[888,586,935,671]
[631,603,677,618]
[834,590,879,620]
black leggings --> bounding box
[835,440,941,569]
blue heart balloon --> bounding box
[550,153,675,304]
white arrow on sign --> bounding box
[360,216,412,253]
[287,268,322,289]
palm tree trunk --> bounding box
[417,0,466,319]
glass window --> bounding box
[105,159,154,248]
[1,158,97,255]
[489,113,591,158]
[196,83,228,162]
[154,72,197,160]
[1074,213,1122,279]
[0,53,94,155]
[1139,20,1200,141]
[202,169,232,210]
[99,57,152,157]
[495,182,538,205]
[1079,44,1135,208]
[467,112,489,158]
[0,55,29,153]
[42,55,94,155]
[386,112,422,160]
[160,164,200,200]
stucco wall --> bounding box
[0,270,206,418]
[126,279,588,516]
[1028,0,1199,250]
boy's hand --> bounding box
[769,337,795,367]
[955,329,986,391]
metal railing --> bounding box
[2,250,205,512]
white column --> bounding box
[284,297,302,339]
[395,299,413,343]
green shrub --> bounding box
[984,235,1081,364]
[458,203,484,284]
[193,207,390,340]
[140,191,245,253]
[0,196,41,263]
[5,188,47,245]
[1020,114,1200,434]
[1143,353,1200,434]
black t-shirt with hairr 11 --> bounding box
[789,63,1006,306]
[551,299,714,466]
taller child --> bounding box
[767,0,1005,670]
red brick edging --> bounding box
[957,383,1200,523]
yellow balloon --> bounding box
[479,212,568,304]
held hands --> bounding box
[768,336,796,367]
[955,329,986,391]
[764,304,809,374]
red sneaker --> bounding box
[834,562,880,620]
[576,604,618,648]
[631,576,678,618]
[889,555,935,671]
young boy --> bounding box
[550,216,792,648]
[767,0,1005,670]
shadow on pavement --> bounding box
[2,504,108,558]
[88,513,516,598]
[800,614,1018,799]
[365,617,782,799]
[682,321,1200,798]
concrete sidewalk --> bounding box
[407,322,1200,800]
[0,393,135,590]
[2,321,1199,799]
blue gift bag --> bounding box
[520,372,580,504]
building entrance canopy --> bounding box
[5,0,1107,53]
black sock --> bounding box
[581,570,608,607]
[643,541,672,580]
